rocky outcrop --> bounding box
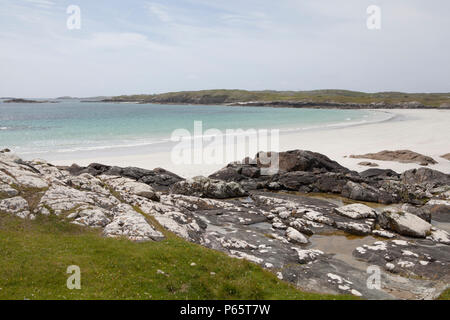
[441,153,450,161]
[209,150,449,205]
[350,150,438,166]
[65,163,183,192]
[1,149,449,300]
[170,176,247,199]
[102,203,164,241]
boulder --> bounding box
[401,168,450,188]
[138,168,184,190]
[258,150,349,173]
[341,181,379,203]
[335,221,373,236]
[285,227,308,244]
[378,209,432,238]
[289,219,314,236]
[359,168,399,180]
[334,203,377,219]
[292,248,324,264]
[208,166,244,182]
[118,180,159,201]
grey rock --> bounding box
[335,221,373,236]
[0,196,31,219]
[354,240,449,280]
[334,203,377,219]
[0,184,19,197]
[292,248,324,264]
[379,209,432,238]
[401,203,431,222]
[285,227,308,244]
[171,176,247,199]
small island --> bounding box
[3,98,58,104]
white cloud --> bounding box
[147,3,172,22]
[0,0,449,97]
[23,0,55,9]
[87,32,167,50]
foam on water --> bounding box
[0,101,393,158]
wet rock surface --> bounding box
[354,239,449,281]
[0,149,449,299]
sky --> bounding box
[0,0,449,98]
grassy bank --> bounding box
[105,89,450,107]
[438,289,450,300]
[0,213,353,300]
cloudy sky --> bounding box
[1,0,449,98]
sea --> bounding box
[0,100,393,162]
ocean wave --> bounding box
[12,110,396,155]
[17,139,168,154]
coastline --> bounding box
[19,108,449,178]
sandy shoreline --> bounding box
[20,109,450,178]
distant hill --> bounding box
[101,89,450,108]
[3,98,57,104]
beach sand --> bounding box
[40,109,450,178]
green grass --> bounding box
[438,289,450,300]
[0,213,354,300]
[105,89,450,107]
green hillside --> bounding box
[104,89,450,107]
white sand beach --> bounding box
[47,109,450,178]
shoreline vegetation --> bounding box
[2,90,450,109]
[99,89,450,109]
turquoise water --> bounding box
[0,101,391,159]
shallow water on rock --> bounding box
[431,220,450,233]
[276,191,388,209]
[308,231,381,271]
